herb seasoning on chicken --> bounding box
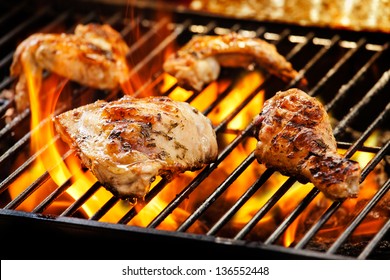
[252,88,361,200]
[53,95,218,200]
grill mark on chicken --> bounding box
[163,32,300,92]
[253,88,361,200]
[53,95,218,200]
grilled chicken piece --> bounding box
[252,88,361,200]
[10,23,130,112]
[53,95,218,199]
[163,32,299,91]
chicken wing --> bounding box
[252,88,361,200]
[163,32,299,91]
[53,95,218,199]
[10,23,130,112]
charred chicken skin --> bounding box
[10,23,130,112]
[252,88,361,200]
[163,32,299,91]
[53,95,218,199]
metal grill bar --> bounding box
[324,44,388,112]
[308,38,366,97]
[0,7,49,49]
[177,152,256,232]
[59,182,101,217]
[294,202,340,249]
[327,161,390,255]
[147,123,255,228]
[32,164,73,213]
[89,196,120,221]
[358,192,390,259]
[264,187,320,244]
[3,146,70,210]
[344,105,390,160]
[235,176,297,240]
[206,168,274,235]
[333,70,390,136]
[288,35,341,88]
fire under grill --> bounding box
[0,1,389,259]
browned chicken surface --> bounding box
[53,95,218,199]
[10,23,130,112]
[252,88,361,200]
[163,32,299,91]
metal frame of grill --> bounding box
[0,0,389,259]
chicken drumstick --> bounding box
[252,88,361,200]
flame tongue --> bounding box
[27,71,70,186]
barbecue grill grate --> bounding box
[0,0,389,259]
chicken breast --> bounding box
[163,32,299,91]
[252,88,361,200]
[10,23,130,112]
[53,95,218,199]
